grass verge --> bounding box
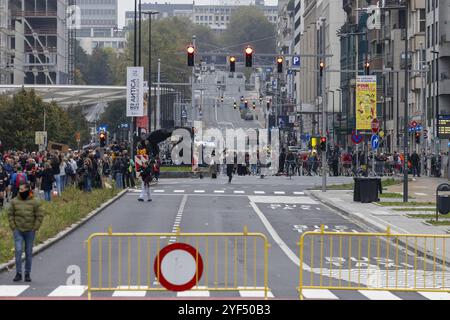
[393,208,436,212]
[426,219,450,226]
[325,178,403,191]
[0,186,119,265]
[406,214,450,219]
[160,166,192,172]
[379,192,411,199]
[377,201,435,207]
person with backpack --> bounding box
[10,166,28,199]
[8,183,44,282]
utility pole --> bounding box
[191,35,196,125]
[156,58,161,130]
[318,17,327,192]
[403,1,409,203]
[420,42,426,175]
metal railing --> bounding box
[87,227,270,299]
[298,225,450,299]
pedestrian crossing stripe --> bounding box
[154,190,165,193]
[358,290,401,300]
[48,285,87,297]
[127,190,311,196]
[0,285,29,297]
[417,292,450,300]
[112,286,147,297]
[301,289,339,300]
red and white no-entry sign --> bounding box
[371,118,380,133]
[154,243,203,292]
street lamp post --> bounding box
[329,90,335,147]
[336,88,342,147]
[142,11,159,133]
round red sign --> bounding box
[371,119,380,133]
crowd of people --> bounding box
[0,141,162,207]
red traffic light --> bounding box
[187,45,195,54]
[320,137,326,143]
[277,57,283,64]
[245,46,253,55]
[229,56,236,63]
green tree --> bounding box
[97,100,128,138]
[222,7,276,54]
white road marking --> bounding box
[194,190,205,193]
[239,290,274,298]
[174,190,185,193]
[153,190,165,193]
[274,191,285,195]
[248,196,318,204]
[254,191,265,194]
[234,191,245,194]
[48,286,87,297]
[214,190,225,193]
[414,192,428,196]
[358,290,401,300]
[0,285,29,297]
[293,192,305,195]
[301,289,339,300]
[177,290,210,297]
[418,292,450,300]
[112,286,147,297]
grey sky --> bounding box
[118,0,278,28]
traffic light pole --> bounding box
[191,35,196,125]
[320,19,327,192]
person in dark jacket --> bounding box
[39,162,55,201]
[112,156,124,189]
[138,160,152,202]
[50,152,61,196]
[8,183,44,282]
[226,163,234,183]
[410,151,420,177]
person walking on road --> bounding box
[411,151,420,177]
[226,162,234,183]
[8,183,44,282]
[138,160,152,202]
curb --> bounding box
[0,188,128,274]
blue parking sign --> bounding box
[292,56,301,67]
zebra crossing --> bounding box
[0,285,448,299]
[128,188,305,196]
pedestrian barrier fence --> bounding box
[87,227,270,299]
[298,225,450,299]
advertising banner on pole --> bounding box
[356,75,377,130]
[126,67,144,117]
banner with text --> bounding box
[356,75,377,130]
[126,67,144,117]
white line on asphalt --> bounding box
[48,286,87,297]
[418,292,450,300]
[248,201,306,269]
[414,192,428,196]
[301,289,339,300]
[174,190,185,193]
[112,286,146,297]
[0,285,29,297]
[214,190,225,193]
[274,191,285,195]
[234,191,245,194]
[358,290,401,300]
[254,191,265,194]
[239,290,274,298]
[293,192,305,195]
[153,190,165,193]
[177,291,210,297]
[248,196,318,204]
[194,190,205,193]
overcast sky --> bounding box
[118,0,278,28]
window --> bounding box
[419,9,425,32]
[427,26,430,47]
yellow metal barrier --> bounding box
[298,225,450,299]
[87,227,270,299]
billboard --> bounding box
[356,75,377,130]
[438,115,450,139]
[126,67,144,117]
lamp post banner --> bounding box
[126,67,144,117]
[356,75,377,130]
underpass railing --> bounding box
[298,225,450,299]
[87,227,270,299]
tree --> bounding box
[0,90,90,151]
[97,100,128,138]
[222,7,276,54]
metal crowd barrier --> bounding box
[298,225,450,299]
[87,227,270,299]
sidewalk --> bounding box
[307,177,450,265]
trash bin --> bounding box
[437,195,450,215]
[354,177,382,203]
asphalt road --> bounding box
[0,175,448,300]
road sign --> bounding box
[351,132,363,144]
[371,118,380,133]
[371,134,379,149]
[35,131,47,145]
[181,110,187,118]
[97,125,108,133]
[154,243,203,292]
[292,56,301,67]
[411,120,417,128]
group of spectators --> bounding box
[0,141,162,206]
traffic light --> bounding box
[244,100,248,108]
[415,132,421,144]
[245,46,253,67]
[229,56,236,72]
[277,56,283,73]
[233,102,237,109]
[99,131,107,148]
[319,61,324,77]
[220,96,224,103]
[320,136,327,152]
[252,101,256,109]
[259,97,263,104]
[267,101,270,110]
[365,60,370,75]
[240,96,244,103]
[187,44,195,67]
